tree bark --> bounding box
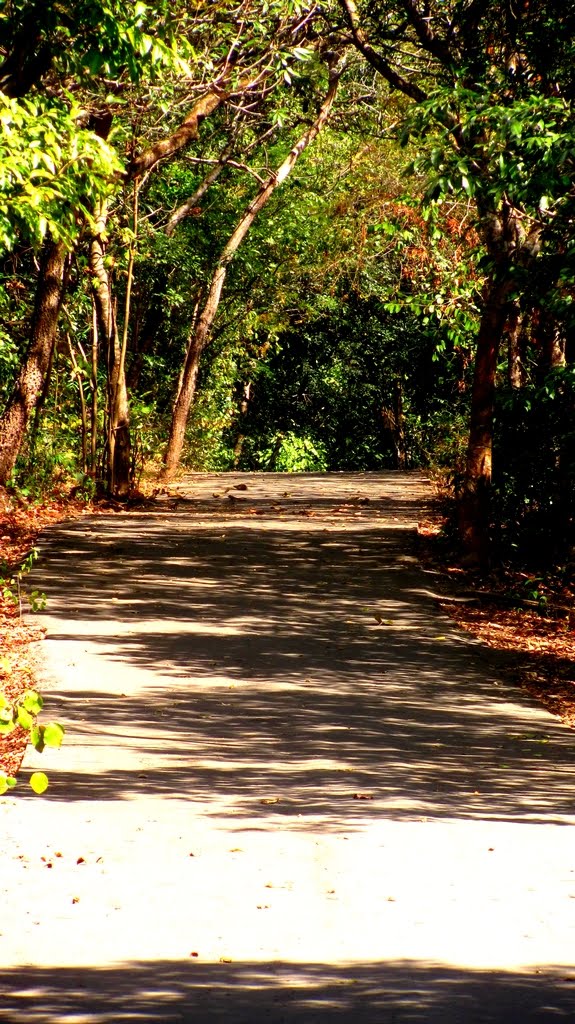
[90,200,133,497]
[233,382,252,467]
[129,79,256,179]
[162,334,204,481]
[536,309,567,373]
[506,301,526,389]
[0,240,66,485]
[393,379,406,468]
[66,333,88,474]
[160,64,343,481]
[458,274,512,564]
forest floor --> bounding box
[1,474,573,783]
[1,471,575,1022]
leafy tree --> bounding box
[0,0,196,488]
[337,0,575,561]
[160,53,345,480]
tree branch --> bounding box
[338,0,427,102]
[399,0,454,67]
[165,147,234,236]
[128,87,229,178]
[165,121,279,235]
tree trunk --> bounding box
[90,301,99,476]
[162,333,203,481]
[90,201,132,498]
[506,301,527,389]
[66,334,88,474]
[0,240,66,485]
[536,309,567,373]
[393,379,406,468]
[160,63,343,481]
[458,274,512,563]
[233,382,252,467]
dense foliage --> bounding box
[0,0,572,566]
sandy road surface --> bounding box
[1,471,574,1023]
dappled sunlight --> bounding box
[0,957,573,1023]
[1,956,575,1022]
[3,473,572,1014]
[3,788,575,972]
[25,473,574,827]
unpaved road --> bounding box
[1,471,574,1023]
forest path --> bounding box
[1,471,574,1023]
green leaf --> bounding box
[31,725,45,752]
[16,706,34,730]
[22,691,43,715]
[43,723,65,748]
[29,772,49,795]
[0,774,17,794]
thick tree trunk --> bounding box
[0,240,66,485]
[90,301,99,475]
[108,360,131,498]
[458,199,541,563]
[160,64,343,481]
[458,274,512,563]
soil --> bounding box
[416,513,575,729]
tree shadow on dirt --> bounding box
[0,958,574,1023]
[26,504,575,826]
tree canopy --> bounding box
[0,0,572,566]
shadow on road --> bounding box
[0,957,574,1023]
[26,475,575,828]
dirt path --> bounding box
[1,472,574,1023]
